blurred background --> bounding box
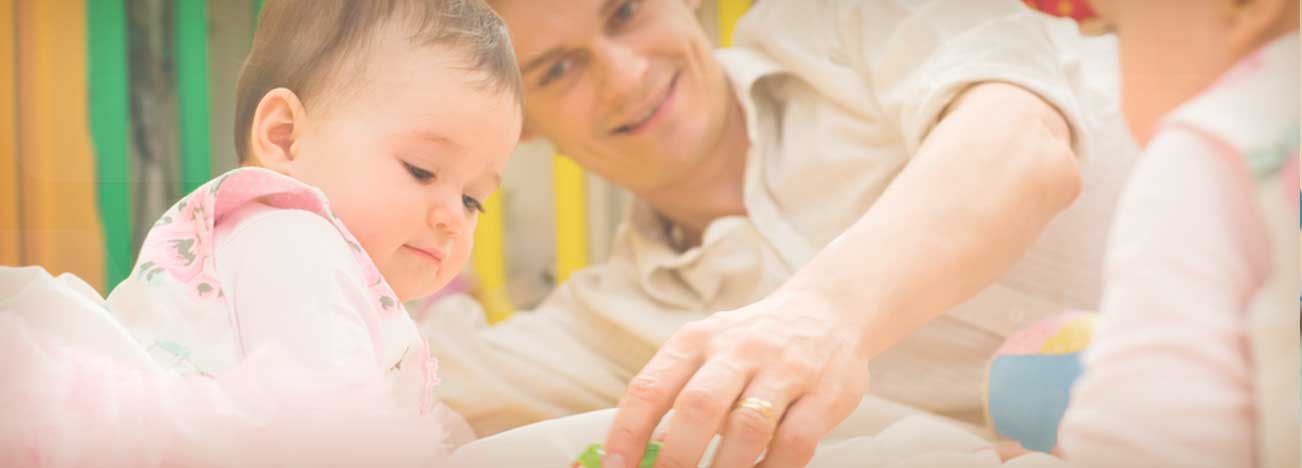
[0,0,749,319]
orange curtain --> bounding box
[7,0,106,290]
[0,0,19,265]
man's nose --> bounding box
[593,39,649,104]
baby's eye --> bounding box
[462,195,485,214]
[403,161,435,183]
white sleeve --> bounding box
[840,0,1093,155]
[1057,129,1264,468]
[214,208,380,375]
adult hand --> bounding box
[600,290,871,468]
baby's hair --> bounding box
[233,0,522,162]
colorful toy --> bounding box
[572,442,662,468]
[984,311,1096,453]
[1022,0,1110,35]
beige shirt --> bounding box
[422,0,1137,435]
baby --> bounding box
[1024,0,1299,467]
[0,0,521,465]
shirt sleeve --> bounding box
[838,0,1095,156]
[1057,128,1267,468]
[214,208,380,376]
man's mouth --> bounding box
[612,72,679,135]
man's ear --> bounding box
[248,87,309,175]
[1225,0,1298,56]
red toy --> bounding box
[1022,0,1110,34]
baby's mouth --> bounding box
[403,245,446,264]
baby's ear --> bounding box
[248,88,309,175]
[1226,0,1298,54]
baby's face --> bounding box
[1087,0,1264,144]
[287,27,521,301]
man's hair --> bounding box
[233,0,522,161]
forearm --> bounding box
[779,82,1082,359]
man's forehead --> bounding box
[498,0,622,71]
[494,0,612,35]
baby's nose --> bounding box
[427,196,467,236]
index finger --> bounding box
[603,334,705,467]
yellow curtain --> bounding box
[717,0,751,47]
[552,154,588,283]
[8,0,106,290]
[472,192,514,324]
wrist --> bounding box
[770,284,877,360]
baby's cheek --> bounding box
[449,236,474,276]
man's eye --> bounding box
[612,0,641,27]
[404,162,434,182]
[462,195,485,214]
[540,57,573,86]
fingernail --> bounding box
[602,453,625,468]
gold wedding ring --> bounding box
[733,397,777,424]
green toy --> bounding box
[571,441,662,468]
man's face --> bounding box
[492,0,733,193]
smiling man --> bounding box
[422,1,1137,467]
